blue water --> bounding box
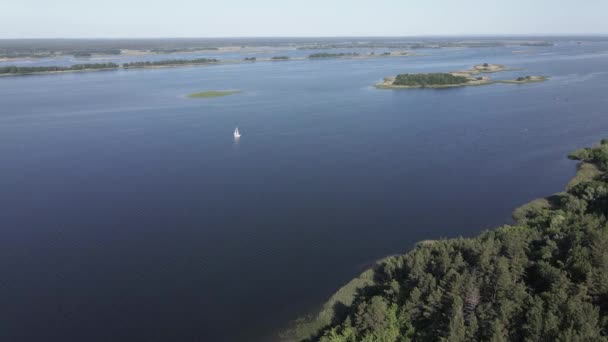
[1,40,608,342]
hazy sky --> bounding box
[2,0,608,38]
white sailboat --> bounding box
[233,127,241,139]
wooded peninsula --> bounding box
[283,139,608,342]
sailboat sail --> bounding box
[233,127,241,138]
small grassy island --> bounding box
[377,63,548,89]
[186,90,240,98]
[283,138,608,342]
[501,75,549,84]
[467,63,510,74]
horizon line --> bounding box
[1,33,608,40]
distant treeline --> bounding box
[520,42,554,47]
[308,52,360,58]
[297,41,504,50]
[0,58,223,75]
[0,52,56,59]
[71,49,122,57]
[0,63,119,75]
[393,73,469,86]
[0,49,122,59]
[150,47,219,53]
[271,56,289,60]
[122,58,219,68]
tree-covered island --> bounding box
[282,138,608,342]
[0,58,220,76]
[122,58,218,68]
[309,52,360,59]
[377,64,547,89]
[391,73,472,87]
[0,63,120,76]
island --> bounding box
[520,41,554,47]
[282,138,608,342]
[122,58,219,68]
[0,63,120,76]
[0,58,221,76]
[308,52,360,59]
[186,90,240,98]
[377,63,547,89]
[462,63,510,74]
[378,73,491,89]
[501,75,549,84]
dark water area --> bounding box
[1,38,608,342]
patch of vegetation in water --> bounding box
[308,52,360,58]
[186,90,240,98]
[500,75,549,84]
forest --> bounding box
[392,73,470,87]
[70,48,122,57]
[122,58,219,68]
[150,47,219,53]
[284,139,608,342]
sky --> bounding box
[2,0,608,38]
